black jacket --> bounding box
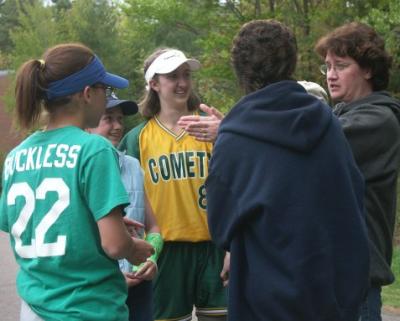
[206,81,370,321]
[333,92,400,286]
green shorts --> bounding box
[153,241,227,321]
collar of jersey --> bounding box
[154,115,186,140]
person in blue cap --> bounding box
[88,92,163,321]
[0,43,154,321]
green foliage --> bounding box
[0,52,11,69]
[382,246,400,308]
[361,1,400,94]
[10,1,60,69]
[3,0,400,112]
[119,0,220,101]
[51,0,72,11]
[0,0,35,55]
[395,178,400,246]
[56,0,121,67]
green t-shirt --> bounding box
[0,126,129,321]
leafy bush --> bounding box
[382,246,400,308]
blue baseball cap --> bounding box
[106,92,138,116]
[46,56,129,100]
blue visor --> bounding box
[46,56,129,100]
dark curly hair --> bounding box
[315,22,392,91]
[231,19,297,94]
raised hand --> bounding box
[178,103,224,142]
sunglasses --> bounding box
[91,84,114,96]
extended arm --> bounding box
[178,104,224,142]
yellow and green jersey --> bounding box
[119,116,213,242]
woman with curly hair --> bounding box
[315,22,400,321]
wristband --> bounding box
[145,233,163,263]
[132,233,163,273]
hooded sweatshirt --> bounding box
[333,92,400,286]
[206,81,369,321]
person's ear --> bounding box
[149,79,159,92]
[363,68,372,80]
[82,85,92,102]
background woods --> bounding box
[1,0,400,111]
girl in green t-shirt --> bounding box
[0,43,153,321]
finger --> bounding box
[194,136,212,142]
[209,107,224,120]
[123,217,145,229]
[139,264,157,280]
[191,131,208,139]
[134,266,147,277]
[199,103,214,116]
[185,123,209,131]
[182,117,214,128]
[178,115,201,123]
[125,272,138,280]
[127,226,139,237]
[127,278,142,287]
[135,268,150,279]
[134,261,154,276]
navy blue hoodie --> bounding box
[206,81,369,321]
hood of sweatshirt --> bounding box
[219,80,333,153]
[333,91,400,124]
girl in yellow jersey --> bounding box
[119,48,227,321]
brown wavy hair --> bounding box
[315,22,392,91]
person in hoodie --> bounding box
[315,22,400,321]
[206,19,370,321]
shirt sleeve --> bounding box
[0,190,9,232]
[337,105,398,171]
[119,121,147,160]
[81,147,129,221]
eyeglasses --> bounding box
[92,84,114,96]
[319,62,353,75]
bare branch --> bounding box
[175,21,201,36]
[225,0,245,21]
[255,0,261,17]
[269,0,275,13]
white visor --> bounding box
[144,49,201,85]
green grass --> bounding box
[382,246,400,308]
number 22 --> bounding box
[7,178,70,258]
